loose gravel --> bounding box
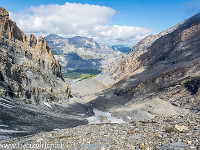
[0,113,199,150]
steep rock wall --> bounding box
[0,7,71,103]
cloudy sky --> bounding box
[1,0,200,46]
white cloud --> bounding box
[10,2,152,46]
[93,25,151,44]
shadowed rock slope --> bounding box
[90,13,200,120]
[0,7,71,103]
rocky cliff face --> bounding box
[0,7,71,103]
[90,13,200,120]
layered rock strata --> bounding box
[0,7,71,103]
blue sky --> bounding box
[1,0,200,46]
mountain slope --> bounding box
[0,7,71,103]
[112,45,131,53]
[90,13,200,120]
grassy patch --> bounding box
[62,69,102,80]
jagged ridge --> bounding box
[0,7,71,103]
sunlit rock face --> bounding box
[0,7,71,103]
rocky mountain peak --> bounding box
[0,7,9,20]
[28,34,37,48]
[0,7,26,42]
[0,8,70,103]
[68,36,97,49]
[46,34,63,40]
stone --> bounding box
[139,143,146,149]
[101,146,106,150]
[187,141,192,145]
[165,124,188,133]
[160,142,189,149]
[174,124,188,133]
[154,133,162,138]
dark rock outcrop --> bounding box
[0,7,71,103]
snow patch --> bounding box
[0,97,13,104]
[0,125,9,127]
[0,129,26,133]
[53,129,61,131]
[87,108,125,124]
[78,113,85,116]
[127,115,132,120]
[43,102,53,109]
[0,102,13,109]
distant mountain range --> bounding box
[44,34,130,56]
[1,7,200,147]
[112,45,131,53]
[44,34,131,71]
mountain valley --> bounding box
[44,34,129,80]
[0,7,199,150]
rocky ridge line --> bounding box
[0,7,71,103]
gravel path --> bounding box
[0,113,199,150]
